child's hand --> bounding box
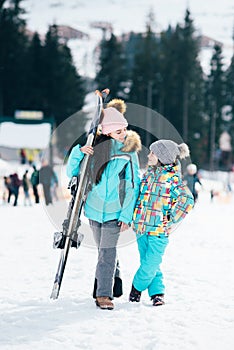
[80,145,94,155]
[163,214,171,222]
[167,226,172,234]
[118,221,129,232]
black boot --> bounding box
[93,277,123,299]
[151,294,165,306]
[113,276,123,298]
[93,278,98,299]
[129,284,141,302]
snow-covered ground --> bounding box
[1,180,234,349]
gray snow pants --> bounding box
[89,219,121,299]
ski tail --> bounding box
[50,89,110,300]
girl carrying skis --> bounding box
[67,102,141,310]
[129,139,194,306]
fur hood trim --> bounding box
[121,130,142,153]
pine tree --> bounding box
[95,33,127,99]
[187,62,207,166]
[0,0,29,115]
[42,25,86,151]
[127,15,163,147]
[159,10,205,165]
[225,55,234,166]
[180,10,197,142]
[206,44,226,169]
[159,25,182,128]
[209,44,226,130]
[179,10,206,163]
[165,10,202,142]
[0,2,86,153]
[121,31,142,74]
[129,12,161,111]
[226,54,234,120]
[24,32,44,110]
[42,25,85,124]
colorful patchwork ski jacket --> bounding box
[132,163,194,236]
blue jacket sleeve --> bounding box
[118,152,141,225]
[66,144,85,178]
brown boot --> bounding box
[96,297,114,310]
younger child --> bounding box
[129,140,194,306]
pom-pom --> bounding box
[178,143,190,159]
[107,99,127,114]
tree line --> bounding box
[96,11,234,169]
[0,0,86,151]
[1,1,234,168]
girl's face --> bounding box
[108,128,127,143]
[148,151,158,166]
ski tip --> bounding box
[95,90,102,97]
[50,283,60,300]
[50,292,58,300]
[95,89,110,98]
[102,88,110,95]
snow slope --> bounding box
[23,0,234,76]
[0,188,234,349]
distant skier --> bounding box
[9,173,21,206]
[30,165,40,203]
[183,163,202,203]
[20,148,27,164]
[67,102,142,310]
[3,176,11,204]
[22,170,32,206]
[129,140,194,306]
[39,160,57,206]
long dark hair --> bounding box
[91,134,112,185]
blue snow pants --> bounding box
[133,234,169,297]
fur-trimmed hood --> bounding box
[121,130,142,153]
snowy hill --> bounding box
[0,189,234,349]
[23,0,234,77]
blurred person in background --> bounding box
[183,163,202,203]
[2,176,11,204]
[20,149,27,165]
[9,173,21,206]
[30,165,40,204]
[39,160,58,206]
[22,170,32,206]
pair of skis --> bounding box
[50,89,110,299]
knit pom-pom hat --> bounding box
[107,98,127,114]
[101,107,128,135]
[150,139,190,165]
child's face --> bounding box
[148,151,158,165]
[108,128,127,143]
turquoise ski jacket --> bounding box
[66,131,141,225]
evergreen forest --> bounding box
[1,0,234,169]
